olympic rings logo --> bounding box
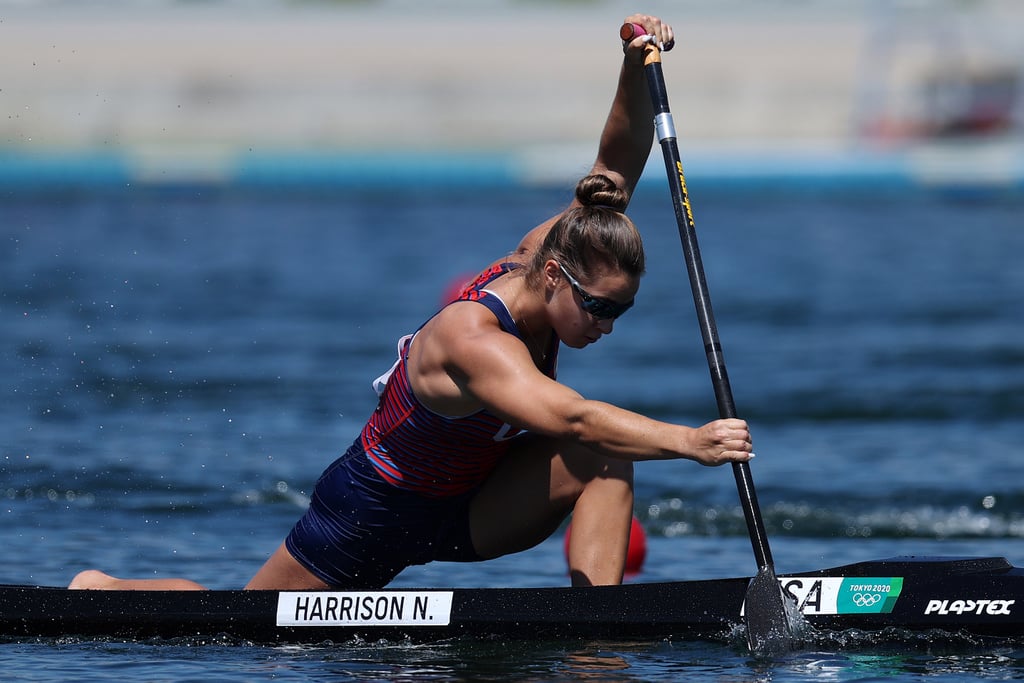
[852,592,883,607]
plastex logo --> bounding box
[924,599,1014,616]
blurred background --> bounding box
[2,0,1022,192]
[3,4,1023,679]
[3,4,1024,679]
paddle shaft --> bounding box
[623,24,774,572]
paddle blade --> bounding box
[744,566,796,655]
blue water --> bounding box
[2,181,1024,681]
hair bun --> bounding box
[575,174,629,212]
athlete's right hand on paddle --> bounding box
[620,13,675,63]
[690,418,754,466]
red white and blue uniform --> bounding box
[286,263,559,588]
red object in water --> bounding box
[440,273,477,305]
[564,515,648,576]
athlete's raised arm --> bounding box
[511,14,668,261]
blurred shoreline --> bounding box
[1,1,1022,192]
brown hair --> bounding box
[528,174,646,285]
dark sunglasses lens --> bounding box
[582,297,633,320]
[560,264,633,320]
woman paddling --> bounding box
[70,12,753,592]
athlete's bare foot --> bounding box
[68,569,120,589]
[68,569,207,590]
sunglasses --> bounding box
[557,263,634,320]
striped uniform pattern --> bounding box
[361,262,557,498]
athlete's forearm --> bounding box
[569,399,700,463]
[567,399,752,467]
[591,58,655,199]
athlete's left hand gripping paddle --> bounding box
[620,22,797,654]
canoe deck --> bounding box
[2,556,1021,644]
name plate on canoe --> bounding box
[277,591,454,627]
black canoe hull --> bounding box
[2,556,1022,644]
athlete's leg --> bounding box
[467,435,634,586]
[245,542,331,590]
[563,458,634,586]
[68,570,207,590]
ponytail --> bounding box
[529,174,645,283]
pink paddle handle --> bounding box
[618,22,674,51]
[619,23,646,41]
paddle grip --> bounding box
[619,23,675,51]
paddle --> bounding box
[621,22,795,654]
